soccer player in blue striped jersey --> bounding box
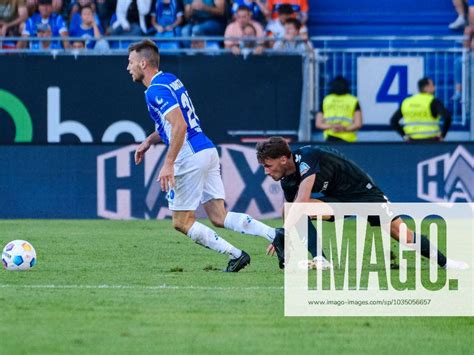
[127,40,277,272]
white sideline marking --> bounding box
[0,284,283,291]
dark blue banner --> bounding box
[0,143,472,218]
[0,55,302,144]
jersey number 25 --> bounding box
[180,92,199,129]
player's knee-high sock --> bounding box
[414,233,447,267]
[224,212,276,242]
[308,217,326,259]
[187,221,242,259]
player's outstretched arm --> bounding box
[284,175,316,230]
[135,131,161,165]
[294,175,315,203]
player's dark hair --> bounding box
[285,18,301,31]
[256,137,292,163]
[418,77,432,92]
[277,4,295,15]
[80,4,93,13]
[128,39,160,69]
[237,5,251,12]
[329,76,350,95]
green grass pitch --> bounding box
[0,220,472,354]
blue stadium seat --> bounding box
[308,0,464,36]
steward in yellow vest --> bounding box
[315,76,362,142]
[390,77,452,141]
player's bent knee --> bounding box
[172,213,195,234]
[209,216,225,228]
[203,199,227,228]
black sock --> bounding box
[308,217,326,259]
[416,233,447,267]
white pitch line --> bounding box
[4,284,470,292]
[0,284,284,291]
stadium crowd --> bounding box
[0,0,312,51]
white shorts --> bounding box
[168,148,225,211]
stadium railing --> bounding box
[0,35,307,55]
[307,36,471,141]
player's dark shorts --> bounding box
[317,187,389,226]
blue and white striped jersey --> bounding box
[144,71,214,161]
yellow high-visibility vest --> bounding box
[401,93,441,139]
[322,94,359,142]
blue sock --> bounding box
[414,232,447,267]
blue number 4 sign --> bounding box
[376,65,409,105]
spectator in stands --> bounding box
[240,23,259,52]
[69,0,103,34]
[34,22,59,49]
[150,0,183,49]
[69,4,104,49]
[449,0,467,29]
[181,0,225,40]
[0,0,28,43]
[266,0,307,24]
[453,25,474,101]
[26,0,62,15]
[224,5,264,54]
[72,38,86,48]
[70,1,116,33]
[95,0,116,33]
[390,77,452,142]
[469,0,474,25]
[69,0,95,16]
[230,0,268,26]
[19,0,70,49]
[315,76,362,142]
[272,18,310,51]
[265,3,293,40]
[26,0,36,15]
[110,0,151,36]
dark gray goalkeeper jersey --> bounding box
[280,146,387,203]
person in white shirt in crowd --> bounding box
[110,0,151,36]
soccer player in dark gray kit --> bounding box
[256,136,469,271]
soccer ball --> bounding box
[2,240,37,271]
